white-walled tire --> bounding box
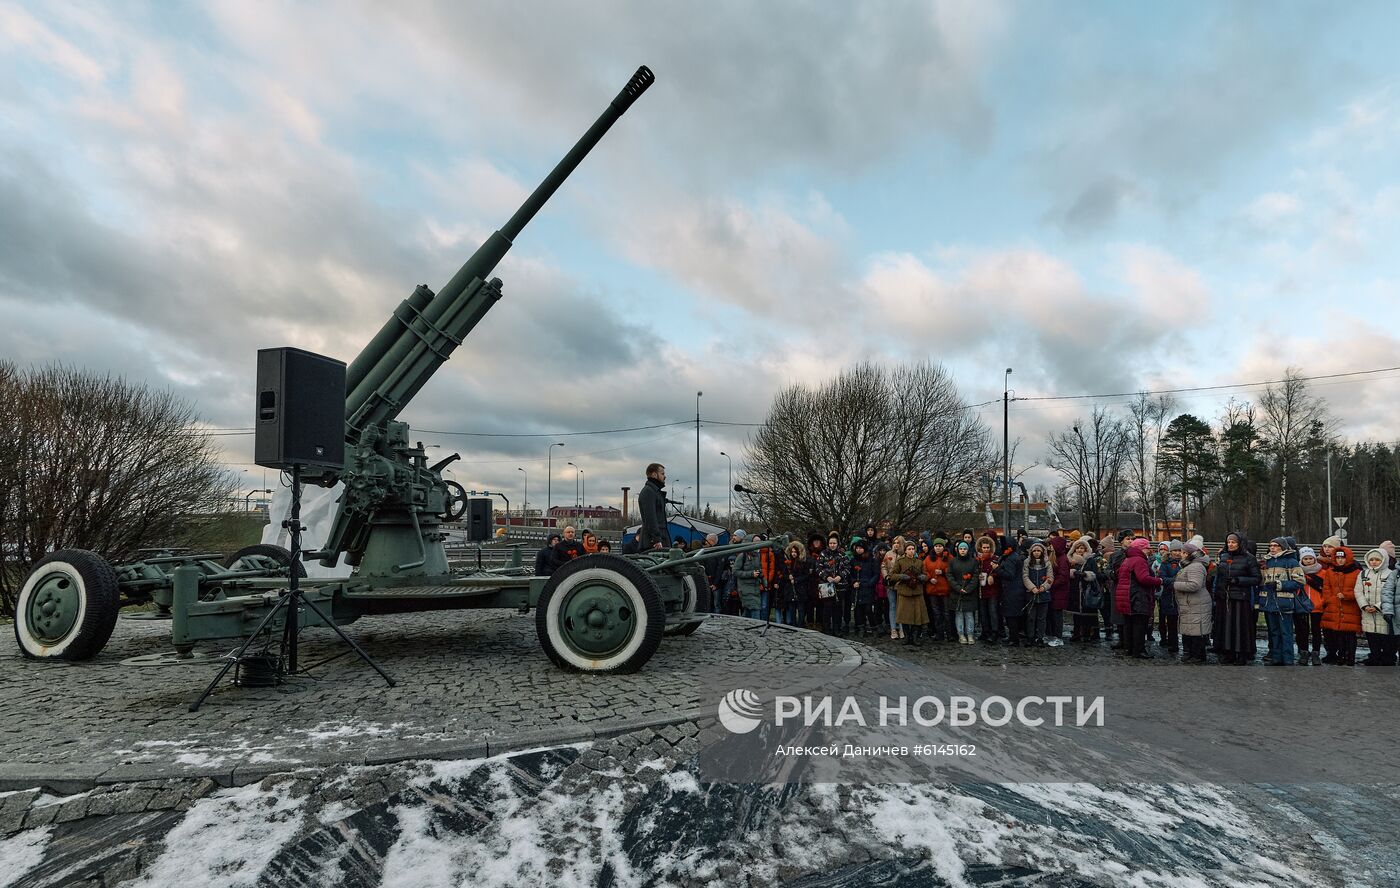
[665,572,706,637]
[14,549,120,660]
[535,554,664,673]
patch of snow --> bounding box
[31,790,90,809]
[859,784,1005,888]
[125,780,307,888]
[660,770,701,794]
[634,757,668,771]
[316,799,356,825]
[0,827,52,888]
[381,756,635,888]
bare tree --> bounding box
[0,363,236,615]
[741,362,992,535]
[1046,407,1129,534]
[1258,368,1331,535]
[1125,392,1176,536]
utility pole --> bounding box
[696,391,703,519]
[1003,368,1012,538]
[1326,448,1334,537]
[516,467,527,525]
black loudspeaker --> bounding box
[467,498,493,542]
[254,347,346,472]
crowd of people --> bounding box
[699,524,1399,667]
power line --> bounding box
[1014,365,1400,403]
[194,420,694,438]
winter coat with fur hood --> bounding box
[1354,549,1395,635]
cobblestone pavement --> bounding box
[0,612,858,790]
[3,622,1396,886]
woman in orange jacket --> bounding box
[923,538,953,641]
[1319,546,1362,665]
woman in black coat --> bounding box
[997,540,1029,645]
[1216,531,1262,665]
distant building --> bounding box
[546,505,622,531]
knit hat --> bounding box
[1299,546,1316,560]
[1130,537,1151,554]
[1364,548,1387,567]
[1270,536,1291,551]
[732,529,747,541]
[1321,535,1341,549]
[1381,540,1396,558]
[1188,535,1205,550]
[1183,541,1203,557]
[932,537,947,547]
[1168,540,1183,552]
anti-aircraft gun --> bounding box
[13,66,782,676]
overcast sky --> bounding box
[3,1,1399,516]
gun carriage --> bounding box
[12,66,775,675]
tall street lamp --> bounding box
[547,442,564,526]
[517,467,527,525]
[718,450,732,531]
[567,461,582,509]
[1002,368,1012,539]
[244,488,273,511]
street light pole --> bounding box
[696,391,703,518]
[580,468,585,510]
[547,442,564,527]
[517,467,527,525]
[1003,368,1012,539]
[567,461,581,509]
[719,450,732,531]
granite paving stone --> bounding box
[0,610,858,790]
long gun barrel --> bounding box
[342,65,655,438]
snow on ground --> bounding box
[0,827,53,888]
[10,740,1333,887]
[381,762,635,888]
[124,781,308,888]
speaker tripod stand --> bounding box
[190,464,396,712]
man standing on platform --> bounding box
[637,463,670,551]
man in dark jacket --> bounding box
[535,533,561,576]
[551,525,586,572]
[637,463,670,551]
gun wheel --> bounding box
[664,571,706,637]
[536,554,664,673]
[223,543,307,578]
[14,549,120,660]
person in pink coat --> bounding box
[1115,537,1164,660]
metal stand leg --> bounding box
[189,463,394,712]
[189,590,293,712]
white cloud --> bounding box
[1241,191,1302,228]
[0,2,104,84]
